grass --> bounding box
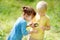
[0,0,60,40]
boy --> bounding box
[7,6,36,40]
[29,1,50,40]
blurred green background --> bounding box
[0,0,60,40]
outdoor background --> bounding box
[0,0,60,40]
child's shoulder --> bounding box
[16,17,26,23]
[45,15,50,21]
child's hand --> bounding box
[30,30,38,34]
[30,23,35,28]
[30,23,38,28]
[40,26,46,31]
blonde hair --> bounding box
[36,1,48,11]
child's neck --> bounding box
[22,16,25,20]
[23,16,29,22]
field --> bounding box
[0,0,60,40]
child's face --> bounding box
[24,14,33,21]
[37,9,46,15]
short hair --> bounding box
[22,6,36,16]
[36,1,48,11]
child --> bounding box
[7,6,36,40]
[29,1,50,40]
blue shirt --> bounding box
[8,17,29,40]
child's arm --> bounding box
[45,19,50,30]
[21,22,37,35]
[39,19,50,31]
[21,22,29,36]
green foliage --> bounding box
[0,0,60,40]
[16,0,35,2]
